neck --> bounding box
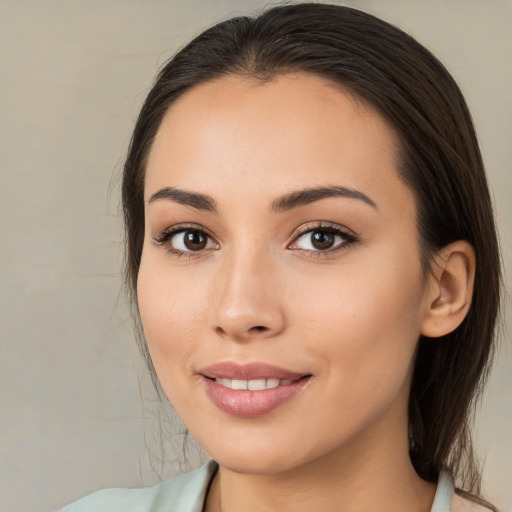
[204,407,435,512]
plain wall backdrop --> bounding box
[0,1,510,511]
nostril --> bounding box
[250,326,268,332]
[214,324,271,340]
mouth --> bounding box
[211,377,296,390]
[198,362,312,417]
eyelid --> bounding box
[152,221,358,259]
[290,221,357,240]
[287,221,359,255]
[153,222,213,241]
[152,223,219,257]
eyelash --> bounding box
[289,222,359,258]
[152,222,359,259]
[152,224,218,259]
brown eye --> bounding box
[183,231,208,251]
[155,227,220,254]
[289,225,357,254]
[311,231,336,250]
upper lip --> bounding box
[199,362,308,380]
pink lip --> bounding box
[199,362,305,380]
[198,362,311,418]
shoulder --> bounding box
[450,493,495,512]
[57,460,218,512]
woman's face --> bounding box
[138,73,433,474]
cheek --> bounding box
[294,250,425,389]
[136,258,208,378]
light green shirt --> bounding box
[58,460,218,512]
[58,460,454,512]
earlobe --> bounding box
[421,240,476,338]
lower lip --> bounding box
[201,376,311,417]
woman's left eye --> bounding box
[289,225,357,253]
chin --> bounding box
[212,450,306,475]
[197,427,334,476]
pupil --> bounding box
[184,231,207,251]
[312,231,334,250]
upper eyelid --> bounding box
[290,221,355,239]
[288,222,358,251]
[152,224,219,257]
[153,223,216,241]
[152,221,357,247]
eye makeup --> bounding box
[152,223,219,259]
[152,220,359,260]
[287,221,359,258]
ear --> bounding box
[421,240,476,338]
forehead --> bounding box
[145,72,413,217]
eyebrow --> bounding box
[147,185,377,213]
[148,187,217,212]
[270,186,377,212]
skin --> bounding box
[137,73,475,512]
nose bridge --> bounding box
[212,240,285,340]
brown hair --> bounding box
[122,3,501,506]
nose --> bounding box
[211,248,286,342]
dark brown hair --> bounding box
[122,3,501,506]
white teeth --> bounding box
[247,379,266,391]
[214,377,296,390]
[231,379,247,390]
[266,378,279,388]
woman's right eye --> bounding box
[154,227,220,255]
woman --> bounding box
[60,3,501,511]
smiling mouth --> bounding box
[198,361,312,416]
[200,367,312,417]
[209,377,302,390]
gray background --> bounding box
[0,1,510,511]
